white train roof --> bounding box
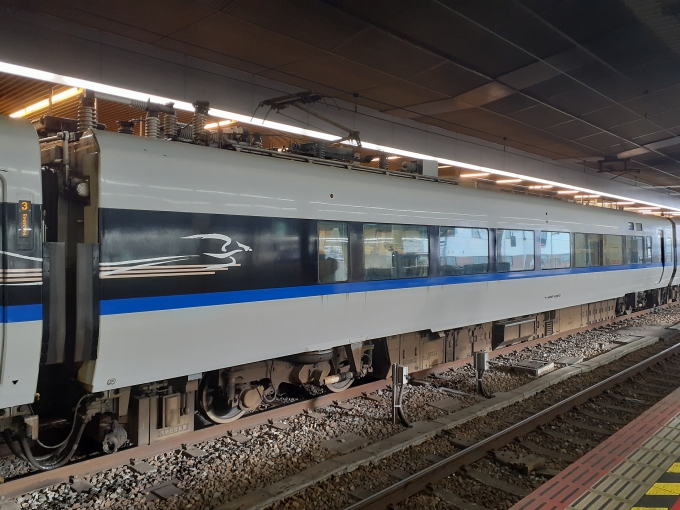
[92,129,671,235]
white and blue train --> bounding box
[0,107,676,468]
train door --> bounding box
[658,229,668,283]
[666,229,675,284]
[0,182,4,370]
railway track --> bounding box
[343,342,680,509]
[1,305,679,508]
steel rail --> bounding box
[345,340,680,510]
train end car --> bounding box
[0,116,44,424]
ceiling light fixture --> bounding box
[204,119,234,130]
[10,87,82,118]
[460,172,490,178]
[557,190,578,194]
[387,156,400,159]
[496,179,522,183]
[1,61,678,212]
[438,165,452,169]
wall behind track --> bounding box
[0,8,678,209]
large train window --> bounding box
[363,224,429,280]
[625,236,644,264]
[540,231,570,269]
[318,222,349,283]
[439,227,489,275]
[574,233,601,267]
[496,229,534,272]
[602,235,623,265]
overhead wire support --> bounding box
[258,91,361,147]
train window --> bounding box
[540,231,570,269]
[496,229,534,272]
[439,227,489,275]
[625,236,644,264]
[602,235,623,265]
[363,224,429,280]
[574,233,601,267]
[646,236,652,263]
[318,222,349,283]
[636,223,643,231]
[628,222,634,231]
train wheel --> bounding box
[326,357,353,393]
[327,378,353,393]
[198,377,245,424]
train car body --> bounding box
[79,131,673,392]
[0,117,43,410]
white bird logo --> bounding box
[182,233,252,269]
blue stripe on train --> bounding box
[0,304,42,323]
[100,263,665,317]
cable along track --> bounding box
[344,342,680,510]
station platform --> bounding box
[512,385,680,510]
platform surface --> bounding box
[512,384,680,510]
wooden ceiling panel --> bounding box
[44,7,161,44]
[377,1,537,77]
[546,120,602,140]
[171,13,321,69]
[223,0,368,51]
[357,80,448,108]
[573,131,625,151]
[154,38,268,75]
[410,62,490,97]
[581,105,641,130]
[274,54,394,92]
[59,0,216,37]
[258,70,347,97]
[483,93,539,116]
[333,28,444,79]
[336,93,394,112]
[607,119,667,141]
[509,104,574,130]
[648,108,680,130]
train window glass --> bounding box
[363,224,429,280]
[540,231,570,269]
[318,222,349,283]
[574,233,601,267]
[636,223,643,231]
[628,222,634,231]
[625,236,644,264]
[439,227,489,275]
[602,235,623,265]
[646,236,652,262]
[497,229,534,272]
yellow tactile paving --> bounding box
[631,508,668,510]
[646,483,680,496]
[668,463,680,473]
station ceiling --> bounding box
[6,0,680,188]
